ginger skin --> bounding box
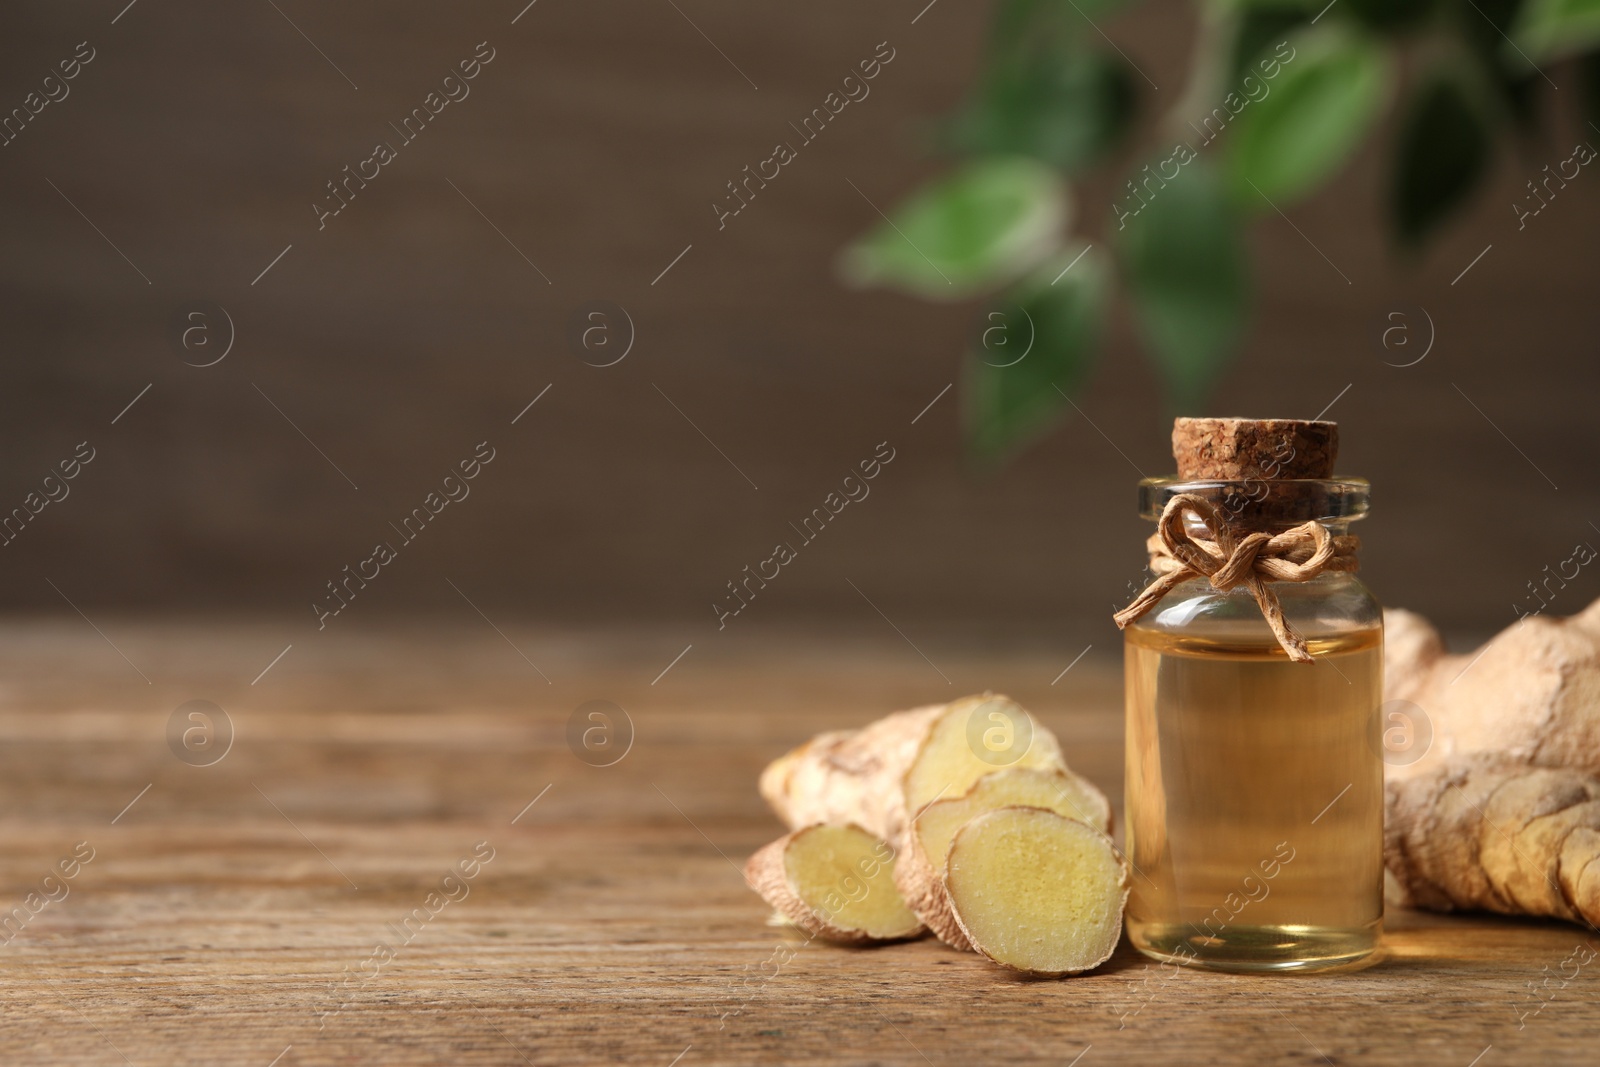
[1383,599,1600,930]
[1386,755,1600,928]
[757,703,948,851]
[1383,601,1600,781]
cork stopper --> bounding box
[1172,417,1338,481]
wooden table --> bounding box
[1,619,1592,1065]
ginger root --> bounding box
[945,806,1129,975]
[1386,755,1600,928]
[1383,600,1600,781]
[896,766,1111,948]
[1383,598,1600,930]
[750,694,1125,974]
[758,703,946,850]
[744,823,924,943]
[758,694,1064,848]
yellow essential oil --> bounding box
[1123,622,1384,972]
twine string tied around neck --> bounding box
[1112,492,1360,664]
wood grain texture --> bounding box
[0,619,1594,1066]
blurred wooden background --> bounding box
[0,0,1596,642]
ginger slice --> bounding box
[897,767,1112,948]
[901,694,1065,822]
[946,806,1128,976]
[744,823,924,943]
[758,693,1067,848]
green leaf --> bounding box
[1116,159,1248,411]
[941,46,1136,172]
[1514,0,1600,62]
[1228,8,1313,88]
[1391,68,1493,246]
[1225,27,1392,206]
[839,158,1069,302]
[939,0,1135,171]
[965,246,1108,460]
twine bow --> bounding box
[1112,492,1360,663]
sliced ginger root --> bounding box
[753,694,1122,967]
[897,767,1111,948]
[945,806,1128,976]
[744,823,924,943]
[759,693,1066,848]
[901,694,1065,821]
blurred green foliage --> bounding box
[966,245,1108,457]
[840,158,1068,300]
[1226,27,1391,204]
[1121,159,1248,414]
[839,0,1596,462]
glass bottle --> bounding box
[1123,475,1383,973]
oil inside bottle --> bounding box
[1124,623,1384,972]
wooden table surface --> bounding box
[1,618,1593,1066]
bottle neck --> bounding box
[1178,514,1352,539]
[1137,477,1370,530]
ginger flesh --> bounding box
[752,694,1124,973]
[918,767,1111,853]
[898,767,1112,946]
[945,806,1128,976]
[902,695,1065,819]
[758,693,1067,851]
[745,823,923,943]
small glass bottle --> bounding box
[1121,418,1383,973]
